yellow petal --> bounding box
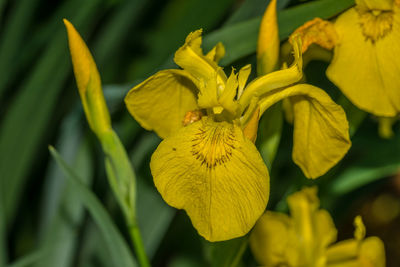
[326,239,359,266]
[150,117,269,241]
[373,9,400,113]
[257,0,279,75]
[237,64,251,99]
[218,68,239,114]
[205,42,226,64]
[359,237,386,267]
[327,237,386,267]
[259,84,351,178]
[287,187,338,266]
[239,37,303,111]
[316,210,338,250]
[124,69,198,139]
[174,29,226,108]
[327,7,400,116]
[287,187,320,263]
[250,211,293,266]
[356,0,393,10]
[64,19,111,135]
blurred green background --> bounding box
[1,0,399,266]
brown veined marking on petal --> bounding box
[183,110,204,126]
[191,121,236,170]
[356,6,394,43]
[291,18,338,53]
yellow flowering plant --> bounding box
[292,0,400,118]
[4,0,399,266]
[250,187,386,267]
[124,0,351,241]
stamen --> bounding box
[183,110,203,126]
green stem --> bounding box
[128,223,151,267]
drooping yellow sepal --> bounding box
[150,117,269,241]
[326,2,400,116]
[64,19,111,136]
[174,29,227,109]
[258,84,351,178]
[257,0,279,75]
[124,69,199,139]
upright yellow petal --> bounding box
[174,29,226,108]
[359,237,386,267]
[327,7,400,116]
[150,117,269,241]
[259,84,351,178]
[238,37,303,111]
[205,42,225,64]
[250,211,293,266]
[287,187,321,265]
[257,0,279,75]
[64,19,111,135]
[124,69,198,139]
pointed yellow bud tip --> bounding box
[63,19,95,94]
[257,0,279,75]
[64,19,111,135]
[291,18,338,53]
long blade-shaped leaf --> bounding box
[49,146,137,267]
[0,0,101,227]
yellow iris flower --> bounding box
[125,28,351,241]
[294,0,400,117]
[250,187,386,267]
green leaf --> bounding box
[224,0,290,26]
[203,0,355,65]
[36,135,93,267]
[0,195,6,265]
[0,0,102,227]
[7,250,44,267]
[337,95,367,136]
[206,237,248,267]
[49,146,137,267]
[257,103,283,169]
[128,133,175,258]
[127,0,235,80]
[0,0,41,98]
[329,125,400,195]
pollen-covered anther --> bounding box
[356,6,394,42]
[191,122,236,169]
[183,110,204,126]
[291,18,338,53]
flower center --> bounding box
[191,120,236,169]
[356,7,394,42]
